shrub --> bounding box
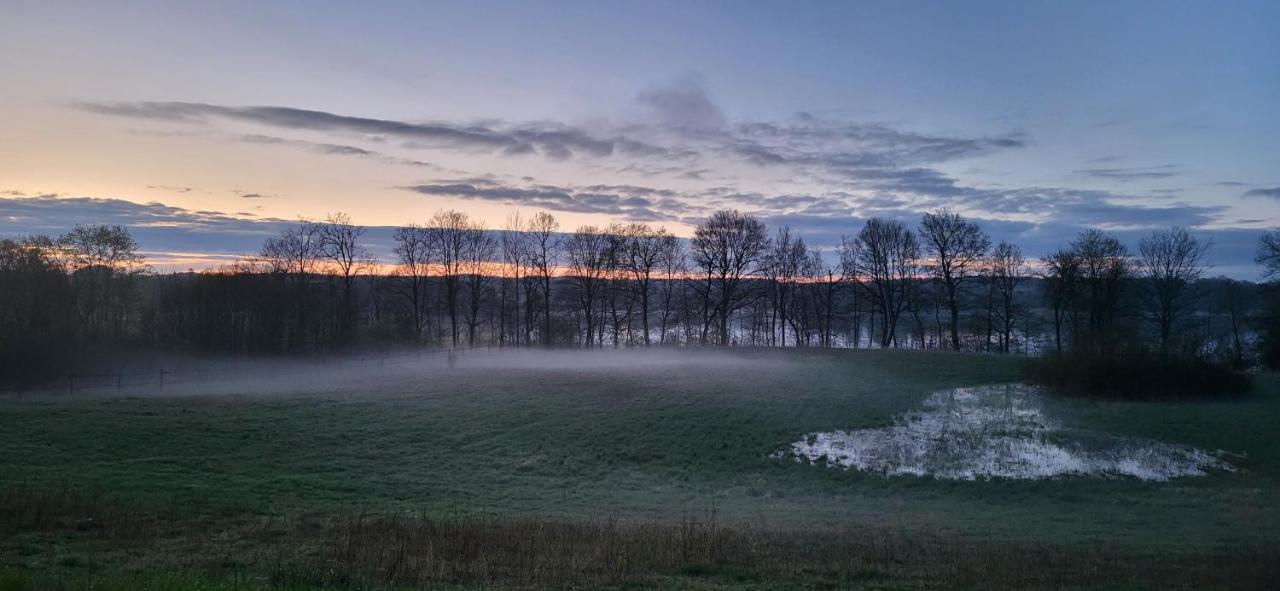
[1025,347,1252,399]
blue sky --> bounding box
[1,0,1277,275]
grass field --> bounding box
[2,347,1279,589]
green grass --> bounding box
[2,347,1279,589]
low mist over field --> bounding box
[37,347,781,401]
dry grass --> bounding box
[4,487,1278,590]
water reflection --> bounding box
[786,384,1233,481]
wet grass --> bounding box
[2,347,1279,588]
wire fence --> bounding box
[2,345,496,398]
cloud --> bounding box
[636,77,726,130]
[146,185,196,193]
[729,143,788,165]
[1243,187,1280,199]
[81,101,666,162]
[84,96,1031,179]
[1074,165,1179,181]
[405,167,1227,247]
[0,194,403,268]
[404,180,684,221]
[0,195,289,255]
[69,94,1247,269]
[236,133,437,168]
[79,98,1030,188]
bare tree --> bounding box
[392,224,432,343]
[601,226,632,346]
[848,218,919,348]
[918,210,990,351]
[1137,227,1209,356]
[1256,230,1280,278]
[1218,279,1255,367]
[808,250,842,348]
[317,213,370,293]
[56,224,148,339]
[656,236,685,345]
[501,212,527,347]
[990,242,1025,353]
[1040,248,1080,352]
[317,213,371,343]
[56,224,147,273]
[690,210,768,346]
[839,236,864,346]
[260,220,322,276]
[426,210,473,347]
[526,212,561,346]
[1071,229,1131,346]
[565,225,611,346]
[763,227,807,347]
[622,223,676,346]
[460,223,497,346]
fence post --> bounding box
[159,370,168,391]
[116,372,123,391]
[68,375,75,396]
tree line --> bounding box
[4,207,1280,384]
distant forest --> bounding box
[4,208,1280,384]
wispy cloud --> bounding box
[1243,187,1280,199]
[80,101,671,162]
[1074,165,1179,182]
[405,180,684,221]
[232,189,276,200]
[75,95,1234,253]
[636,77,726,130]
[146,185,197,193]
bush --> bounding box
[1025,347,1252,399]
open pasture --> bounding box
[3,348,1278,589]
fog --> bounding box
[8,346,768,399]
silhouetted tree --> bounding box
[318,212,371,344]
[1071,230,1131,349]
[566,225,611,346]
[1040,248,1079,352]
[526,212,561,346]
[656,236,685,345]
[621,223,674,346]
[990,242,1025,353]
[919,210,990,351]
[690,210,768,346]
[427,210,474,347]
[1217,278,1255,367]
[460,223,497,346]
[392,224,433,343]
[58,224,147,341]
[763,227,807,347]
[1256,230,1280,278]
[1137,227,1209,356]
[500,212,527,347]
[848,218,919,348]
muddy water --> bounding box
[785,384,1233,480]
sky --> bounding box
[1,0,1278,276]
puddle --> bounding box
[784,384,1233,481]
